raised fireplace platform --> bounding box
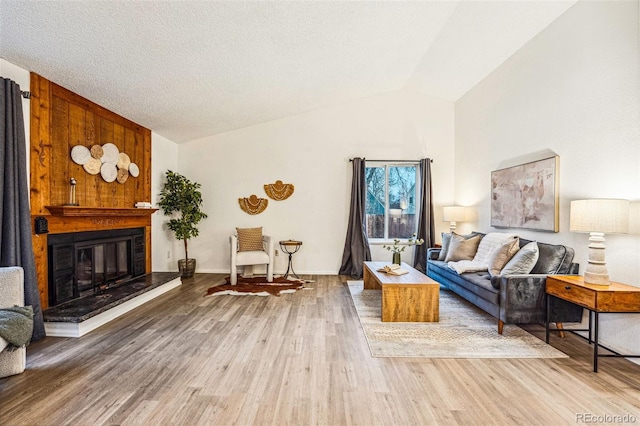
[43,272,181,338]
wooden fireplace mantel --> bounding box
[45,206,159,217]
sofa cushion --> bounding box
[445,233,482,262]
[488,238,520,277]
[428,260,499,305]
[500,241,539,276]
[438,232,452,261]
[236,227,264,252]
[533,242,570,274]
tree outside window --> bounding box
[365,164,417,240]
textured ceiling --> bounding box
[0,1,575,143]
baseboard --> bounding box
[44,277,182,338]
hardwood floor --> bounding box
[1,274,639,425]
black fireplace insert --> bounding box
[47,228,145,306]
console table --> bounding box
[546,275,640,372]
[363,261,439,322]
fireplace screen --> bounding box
[48,228,145,306]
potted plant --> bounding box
[383,233,424,264]
[158,170,207,278]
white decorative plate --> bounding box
[100,162,117,182]
[117,152,131,170]
[129,162,139,177]
[71,145,91,165]
[101,143,120,164]
[83,157,101,175]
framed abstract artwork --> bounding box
[491,156,559,232]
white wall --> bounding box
[151,132,180,271]
[178,89,455,275]
[455,1,640,359]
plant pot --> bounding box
[392,252,401,265]
[178,258,196,278]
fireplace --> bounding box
[47,228,146,306]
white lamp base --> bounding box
[449,222,457,233]
[583,232,610,286]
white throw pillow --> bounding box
[500,241,539,275]
[473,232,517,264]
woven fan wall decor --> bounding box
[264,180,294,201]
[239,194,268,215]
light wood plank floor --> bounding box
[1,274,639,425]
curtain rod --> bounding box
[349,158,432,163]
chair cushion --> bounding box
[236,227,264,252]
[236,250,270,266]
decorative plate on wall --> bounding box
[90,144,104,159]
[129,162,139,177]
[100,162,118,183]
[71,145,91,165]
[83,157,101,175]
[117,152,131,170]
[101,143,119,164]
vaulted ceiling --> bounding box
[0,1,576,143]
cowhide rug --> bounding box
[205,276,305,297]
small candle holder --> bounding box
[65,177,79,206]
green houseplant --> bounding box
[158,170,207,278]
[383,233,424,264]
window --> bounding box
[365,163,418,240]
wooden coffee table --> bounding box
[363,261,440,322]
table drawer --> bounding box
[547,278,596,309]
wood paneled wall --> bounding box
[30,73,154,309]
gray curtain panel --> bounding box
[1,78,45,341]
[412,158,435,273]
[339,157,371,278]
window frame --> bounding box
[365,161,420,243]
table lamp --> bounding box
[569,199,629,286]
[443,206,465,233]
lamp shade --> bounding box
[570,199,629,234]
[443,206,465,223]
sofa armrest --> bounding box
[427,248,441,261]
[498,274,583,325]
[498,274,548,324]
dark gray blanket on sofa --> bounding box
[0,305,34,350]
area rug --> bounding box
[347,281,567,359]
[205,276,306,297]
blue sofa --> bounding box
[427,234,583,334]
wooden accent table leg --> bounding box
[556,322,565,338]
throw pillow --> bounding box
[236,227,264,252]
[500,241,539,275]
[472,232,517,263]
[487,238,520,277]
[438,232,452,261]
[444,233,482,262]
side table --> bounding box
[279,240,302,279]
[546,275,640,372]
